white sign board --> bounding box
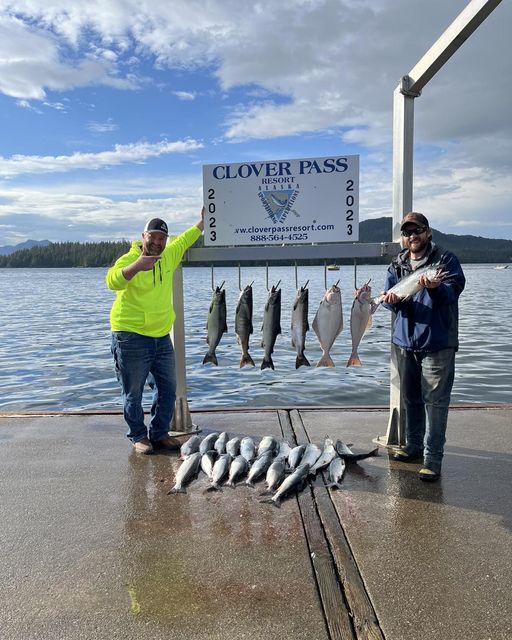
[202,155,359,246]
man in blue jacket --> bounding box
[382,212,465,481]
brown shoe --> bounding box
[133,437,153,454]
[153,435,181,451]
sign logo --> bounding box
[258,187,299,224]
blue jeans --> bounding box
[111,332,176,443]
[397,347,456,472]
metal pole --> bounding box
[376,0,503,449]
[170,265,195,433]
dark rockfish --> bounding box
[291,285,310,368]
[203,286,227,366]
[261,285,281,370]
[335,440,379,462]
[235,284,255,367]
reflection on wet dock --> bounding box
[1,406,511,640]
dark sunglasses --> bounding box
[402,227,427,237]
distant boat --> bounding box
[494,265,509,270]
[327,264,340,271]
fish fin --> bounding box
[240,354,255,367]
[258,497,275,505]
[261,357,274,370]
[222,322,228,334]
[225,481,236,488]
[295,354,311,369]
[346,353,362,367]
[316,353,335,367]
[202,353,218,366]
[249,323,254,335]
[245,481,255,488]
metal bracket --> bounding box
[400,75,422,98]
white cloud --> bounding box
[172,90,196,101]
[87,118,119,133]
[0,139,203,177]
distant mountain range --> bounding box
[0,239,51,256]
[359,218,512,263]
[1,218,511,264]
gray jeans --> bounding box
[397,347,456,472]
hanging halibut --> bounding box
[312,284,343,367]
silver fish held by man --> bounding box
[235,284,255,367]
[347,282,374,367]
[203,285,227,366]
[373,264,445,306]
[291,285,310,368]
[261,285,281,370]
[312,284,343,367]
[168,452,202,494]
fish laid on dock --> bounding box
[168,452,202,494]
[235,284,255,367]
[180,434,202,459]
[240,436,256,463]
[261,285,281,370]
[199,432,220,455]
[203,286,227,366]
[310,436,337,475]
[291,285,310,368]
[246,450,274,487]
[226,455,249,487]
[325,457,346,489]
[261,463,311,507]
[312,284,343,367]
[335,440,379,461]
[205,453,232,492]
[347,282,373,367]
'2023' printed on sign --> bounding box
[202,155,359,247]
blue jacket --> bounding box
[383,242,465,352]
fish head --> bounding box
[324,285,341,303]
[355,282,372,302]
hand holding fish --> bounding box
[418,273,442,289]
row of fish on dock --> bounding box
[168,431,379,506]
[204,280,374,370]
[204,263,446,370]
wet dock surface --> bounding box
[1,407,511,640]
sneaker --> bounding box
[153,435,181,451]
[418,467,440,482]
[133,437,153,454]
[393,447,423,462]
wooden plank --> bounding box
[292,409,384,640]
[299,486,356,639]
[286,410,356,640]
[313,476,384,640]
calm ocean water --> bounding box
[0,264,511,412]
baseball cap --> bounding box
[400,212,430,230]
[143,218,168,235]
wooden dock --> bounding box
[1,406,511,640]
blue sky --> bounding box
[1,0,511,246]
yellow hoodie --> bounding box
[106,225,201,337]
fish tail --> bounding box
[245,480,255,488]
[168,486,186,495]
[240,353,255,367]
[261,357,274,370]
[325,482,343,490]
[316,353,335,367]
[295,354,311,369]
[225,480,236,488]
[202,352,218,366]
[346,352,362,367]
[204,484,222,493]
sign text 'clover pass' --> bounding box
[202,155,359,247]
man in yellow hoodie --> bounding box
[106,208,204,454]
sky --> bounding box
[0,0,511,246]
